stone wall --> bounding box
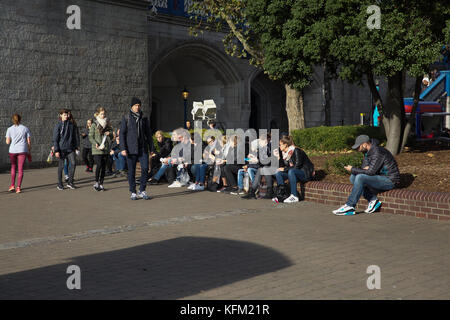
[0,0,149,168]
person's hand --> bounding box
[363,166,369,170]
[55,152,60,158]
[273,149,280,159]
[104,131,110,136]
[121,150,127,157]
[277,168,284,172]
[344,165,352,172]
[110,150,114,155]
[96,144,99,149]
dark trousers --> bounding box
[252,167,274,190]
[58,151,76,186]
[223,164,241,187]
[127,151,149,193]
[82,148,93,168]
[94,154,108,184]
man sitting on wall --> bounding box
[333,135,401,216]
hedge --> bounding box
[325,153,364,175]
[291,125,386,152]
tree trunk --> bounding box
[384,71,405,156]
[323,61,332,126]
[367,71,392,137]
[285,84,305,132]
[400,76,422,152]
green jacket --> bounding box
[89,122,114,155]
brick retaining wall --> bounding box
[304,181,450,222]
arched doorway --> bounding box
[150,42,241,131]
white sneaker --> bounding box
[188,183,196,190]
[168,181,182,188]
[365,199,381,213]
[283,194,299,203]
[333,204,356,216]
[193,184,204,191]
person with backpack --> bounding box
[53,109,80,190]
[5,114,31,193]
[89,107,114,191]
[273,136,315,203]
[119,97,154,200]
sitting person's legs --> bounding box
[152,164,171,181]
[346,174,394,208]
[287,169,307,198]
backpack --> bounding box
[274,184,290,203]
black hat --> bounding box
[130,97,141,107]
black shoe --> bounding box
[57,185,64,191]
[149,179,160,185]
[224,186,237,194]
[242,188,256,199]
[67,183,76,190]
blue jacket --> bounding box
[119,112,154,155]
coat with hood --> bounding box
[89,118,113,156]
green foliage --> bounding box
[291,125,386,151]
[325,152,364,175]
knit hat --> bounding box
[130,97,142,107]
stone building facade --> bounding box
[0,0,386,168]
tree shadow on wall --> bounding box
[0,237,292,300]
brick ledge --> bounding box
[303,181,450,222]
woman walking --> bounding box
[89,107,113,191]
[5,114,31,193]
[81,119,94,172]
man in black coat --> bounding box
[120,97,154,200]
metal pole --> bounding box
[184,99,187,129]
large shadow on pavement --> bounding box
[0,237,292,300]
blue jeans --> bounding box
[191,164,208,183]
[275,169,307,197]
[153,163,173,181]
[63,159,70,176]
[346,174,394,207]
[126,151,149,193]
[237,167,257,189]
[113,153,127,171]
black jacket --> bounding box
[53,120,80,153]
[351,140,400,185]
[81,127,92,149]
[281,147,315,181]
[119,111,154,155]
[156,137,173,159]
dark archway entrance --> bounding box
[150,43,241,131]
[249,72,287,132]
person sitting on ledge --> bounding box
[333,135,400,216]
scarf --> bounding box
[130,109,143,141]
[96,116,107,129]
[282,146,296,161]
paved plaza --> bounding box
[0,167,449,300]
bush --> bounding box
[291,125,386,152]
[325,152,364,175]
